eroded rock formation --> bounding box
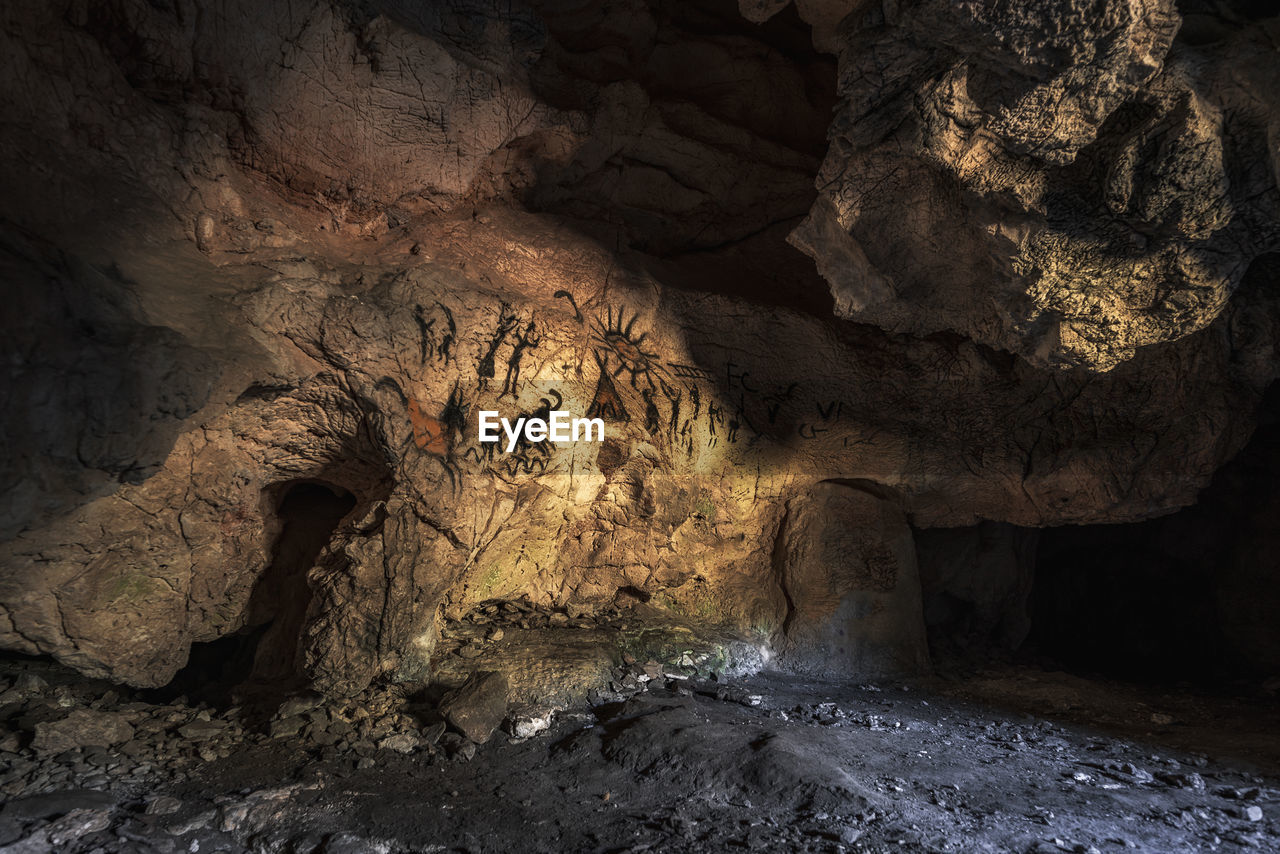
[1,0,1278,699]
[786,0,1280,371]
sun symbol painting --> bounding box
[592,307,663,390]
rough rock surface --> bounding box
[789,0,1280,371]
[30,711,135,754]
[0,0,1277,695]
[439,671,509,744]
[778,483,930,677]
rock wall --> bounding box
[1,0,1278,694]
[917,522,1039,657]
[785,0,1280,371]
[778,483,930,677]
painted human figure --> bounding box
[501,321,541,398]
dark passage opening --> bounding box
[245,481,357,689]
[919,380,1280,688]
[154,480,356,707]
[1030,524,1236,683]
[1029,381,1280,686]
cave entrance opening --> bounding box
[915,273,1280,688]
[1028,523,1230,684]
[154,480,356,709]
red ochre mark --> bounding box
[408,397,449,455]
[219,504,251,536]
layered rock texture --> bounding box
[1,0,1278,697]
[786,0,1280,371]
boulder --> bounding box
[778,483,930,678]
[441,672,510,744]
[31,710,134,753]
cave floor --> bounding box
[1,660,1278,853]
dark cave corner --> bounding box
[151,481,357,711]
[919,379,1280,691]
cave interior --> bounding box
[1,0,1279,851]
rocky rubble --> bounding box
[1,679,241,802]
[431,597,770,707]
[0,648,732,850]
[0,608,761,800]
[0,660,461,804]
[436,597,626,659]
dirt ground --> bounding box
[1,658,1278,853]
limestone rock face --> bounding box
[0,0,1278,693]
[789,0,1280,371]
[777,483,930,677]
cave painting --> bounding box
[592,307,661,390]
[408,396,450,456]
[413,302,457,365]
[587,351,631,423]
